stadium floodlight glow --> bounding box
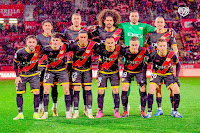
[9,18,17,21]
[0,21,4,23]
[9,20,18,23]
[0,18,4,20]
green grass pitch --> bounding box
[0,78,199,133]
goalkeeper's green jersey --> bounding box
[118,22,155,46]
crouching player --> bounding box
[120,36,149,118]
[145,38,182,118]
[41,33,71,119]
[95,36,122,118]
[13,35,41,120]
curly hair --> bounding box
[97,9,121,28]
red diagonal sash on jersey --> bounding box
[156,30,171,43]
[74,41,96,68]
[156,51,174,74]
[113,28,122,42]
[127,47,146,70]
[47,44,66,69]
[20,45,41,73]
[100,45,121,70]
[39,54,47,65]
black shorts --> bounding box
[16,74,40,94]
[97,72,120,89]
[72,69,92,86]
[38,66,46,83]
[150,73,175,90]
[122,71,146,87]
[43,70,69,86]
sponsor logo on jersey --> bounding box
[139,27,143,30]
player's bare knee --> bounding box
[43,85,50,94]
[122,84,129,91]
[33,91,39,95]
[85,86,91,90]
[74,86,80,91]
[171,84,180,94]
[149,84,157,94]
[112,88,119,94]
[98,89,104,94]
[139,85,146,92]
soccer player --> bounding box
[69,30,97,119]
[95,36,122,118]
[145,16,178,116]
[62,13,88,115]
[36,20,58,117]
[118,10,156,113]
[13,35,41,120]
[40,33,71,119]
[120,36,148,118]
[144,38,182,118]
[90,9,123,44]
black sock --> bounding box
[83,87,86,106]
[174,94,180,111]
[39,86,44,103]
[170,96,175,109]
[43,94,49,112]
[97,94,104,112]
[140,92,147,112]
[156,97,162,109]
[147,93,154,112]
[65,95,71,111]
[51,85,58,103]
[70,88,73,107]
[74,91,80,110]
[121,91,128,112]
[34,94,40,112]
[85,90,92,109]
[113,93,120,110]
[16,94,23,113]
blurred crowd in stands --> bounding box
[0,0,200,68]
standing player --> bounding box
[90,9,123,44]
[13,35,41,120]
[144,38,182,118]
[62,13,88,115]
[120,36,148,118]
[36,20,58,117]
[145,16,178,116]
[95,36,121,118]
[118,10,156,113]
[69,30,97,119]
[41,33,71,119]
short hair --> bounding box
[26,35,37,41]
[155,16,165,22]
[72,13,81,19]
[105,36,115,40]
[130,10,139,14]
[130,36,139,41]
[51,32,61,39]
[157,38,167,45]
[79,30,88,34]
[42,19,53,26]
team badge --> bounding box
[138,55,142,58]
[86,50,90,53]
[43,79,47,83]
[139,27,143,30]
[113,51,118,55]
[122,78,125,82]
[60,50,64,54]
[34,53,38,56]
[166,58,171,62]
[97,83,100,87]
[72,78,76,82]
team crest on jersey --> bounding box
[113,51,118,55]
[122,78,125,82]
[166,58,171,62]
[138,55,142,58]
[86,50,90,53]
[139,27,143,30]
[34,53,38,57]
[60,50,64,54]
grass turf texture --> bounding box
[0,78,199,133]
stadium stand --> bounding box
[0,0,200,70]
